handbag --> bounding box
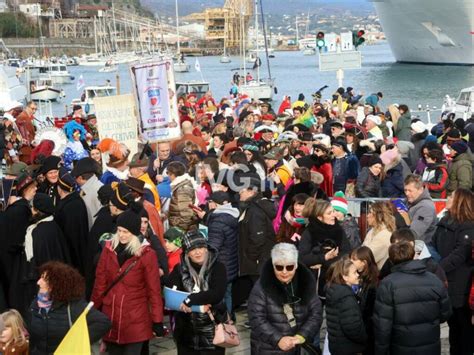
[208,311,240,348]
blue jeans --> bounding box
[224,282,233,314]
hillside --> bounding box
[140,0,374,17]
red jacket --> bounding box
[312,162,334,197]
[91,242,163,344]
[167,248,182,273]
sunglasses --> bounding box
[274,264,295,272]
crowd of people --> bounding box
[0,86,473,355]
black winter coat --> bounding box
[382,162,405,198]
[248,260,322,354]
[238,194,276,276]
[373,260,452,355]
[28,298,111,355]
[167,249,227,351]
[10,218,71,317]
[432,215,474,308]
[55,192,89,275]
[206,204,240,281]
[298,217,351,298]
[355,167,381,198]
[325,284,367,354]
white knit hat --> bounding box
[366,115,381,126]
[411,120,427,134]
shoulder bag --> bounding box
[101,260,138,298]
[208,311,240,348]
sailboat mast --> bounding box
[175,0,180,55]
[255,0,259,82]
[242,0,246,83]
[259,0,272,80]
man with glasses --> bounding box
[15,101,37,163]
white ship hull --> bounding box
[374,0,474,65]
[240,80,274,101]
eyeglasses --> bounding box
[274,264,295,272]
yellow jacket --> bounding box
[139,173,161,210]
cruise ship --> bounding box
[373,0,474,65]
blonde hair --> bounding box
[111,233,143,256]
[1,310,27,347]
[303,197,331,219]
[369,201,396,233]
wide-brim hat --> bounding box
[71,157,99,177]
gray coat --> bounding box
[408,189,437,243]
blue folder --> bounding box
[163,286,204,313]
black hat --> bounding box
[71,157,99,177]
[368,154,383,167]
[337,87,345,95]
[208,191,230,205]
[33,193,55,215]
[240,172,261,191]
[450,141,468,155]
[332,138,349,153]
[57,167,75,193]
[330,121,343,129]
[447,129,461,139]
[125,177,145,195]
[346,87,354,93]
[297,93,305,101]
[117,208,141,236]
[40,156,61,175]
[300,132,314,142]
[110,182,134,210]
[73,104,82,112]
[129,152,149,168]
[15,172,36,194]
[98,184,114,206]
[182,230,207,253]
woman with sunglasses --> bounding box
[248,243,322,354]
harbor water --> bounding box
[50,42,474,118]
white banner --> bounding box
[94,94,138,158]
[130,60,181,143]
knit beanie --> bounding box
[331,191,348,215]
[368,155,383,167]
[450,141,468,155]
[182,230,207,253]
[164,227,185,248]
[116,208,141,236]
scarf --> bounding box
[182,252,210,293]
[37,292,52,312]
[107,167,130,180]
[284,210,308,228]
[25,216,54,262]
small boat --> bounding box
[303,47,316,56]
[220,55,231,63]
[240,79,275,101]
[175,80,210,100]
[0,65,27,110]
[174,60,190,73]
[39,63,74,85]
[99,60,118,73]
[71,85,117,115]
[30,77,65,102]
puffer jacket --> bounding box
[239,194,277,276]
[325,283,367,354]
[432,215,474,308]
[422,163,449,198]
[447,151,473,193]
[381,158,404,198]
[407,188,437,243]
[356,166,381,198]
[248,260,323,355]
[168,174,199,231]
[373,260,452,355]
[207,203,240,281]
[91,242,163,344]
[28,299,111,355]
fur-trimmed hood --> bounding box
[259,259,316,306]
